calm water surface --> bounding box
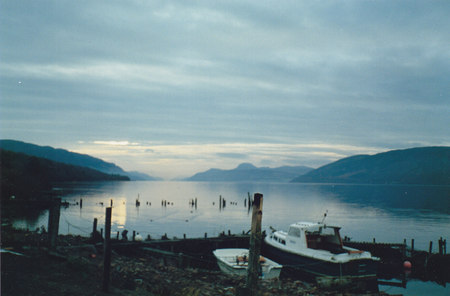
[13,181,450,295]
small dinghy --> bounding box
[213,248,282,279]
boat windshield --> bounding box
[305,226,345,254]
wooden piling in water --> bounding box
[93,218,98,234]
[103,207,112,292]
[246,193,263,295]
[48,198,61,250]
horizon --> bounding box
[2,138,448,180]
[1,1,449,180]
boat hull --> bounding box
[216,259,247,277]
[262,242,377,281]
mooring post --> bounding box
[246,193,263,295]
[429,241,433,254]
[411,239,415,253]
[438,237,443,255]
[48,198,61,250]
[93,218,98,234]
[103,207,112,292]
[80,198,83,208]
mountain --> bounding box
[291,147,450,185]
[184,162,313,182]
[1,149,129,199]
[0,140,158,181]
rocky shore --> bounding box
[1,228,393,296]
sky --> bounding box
[1,1,449,179]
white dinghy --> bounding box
[213,248,282,279]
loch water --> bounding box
[13,181,450,295]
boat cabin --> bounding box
[269,222,346,254]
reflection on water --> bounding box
[9,181,450,295]
[13,182,450,250]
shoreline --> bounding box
[1,227,393,296]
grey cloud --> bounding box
[216,153,248,159]
[1,0,449,165]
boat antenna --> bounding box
[321,210,328,224]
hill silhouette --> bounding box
[185,162,312,182]
[1,149,129,200]
[291,147,450,185]
[0,140,157,181]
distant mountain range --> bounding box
[291,147,450,185]
[184,163,313,182]
[0,140,158,181]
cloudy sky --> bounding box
[1,1,449,179]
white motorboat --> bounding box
[264,221,379,284]
[213,248,282,279]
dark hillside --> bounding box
[1,149,129,200]
[0,140,158,180]
[291,147,450,185]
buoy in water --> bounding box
[403,261,412,269]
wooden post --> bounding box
[48,198,61,250]
[429,241,433,254]
[438,237,443,255]
[93,218,98,234]
[80,198,83,208]
[103,207,112,292]
[110,199,113,207]
[246,193,263,295]
[411,239,415,252]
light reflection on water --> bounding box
[12,181,450,295]
[16,181,450,251]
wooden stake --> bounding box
[93,218,98,234]
[103,207,112,292]
[246,193,263,295]
[48,198,61,250]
